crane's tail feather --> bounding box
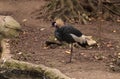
[70,34,96,46]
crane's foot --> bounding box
[64,44,73,63]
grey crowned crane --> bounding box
[52,19,96,63]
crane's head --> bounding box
[52,18,64,28]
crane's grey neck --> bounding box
[55,25,59,29]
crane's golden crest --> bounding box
[55,18,64,27]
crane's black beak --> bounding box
[51,22,56,27]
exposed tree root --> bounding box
[0,39,71,79]
[31,0,120,24]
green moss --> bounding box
[1,60,70,79]
[4,61,28,70]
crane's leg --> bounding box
[69,43,73,63]
[0,42,2,58]
[0,46,2,53]
[0,42,2,53]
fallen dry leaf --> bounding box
[40,28,45,31]
[22,19,27,22]
[107,44,112,47]
[61,60,65,63]
[80,53,85,55]
[113,30,116,33]
[18,52,22,55]
[117,19,120,22]
[43,46,48,49]
[65,50,71,54]
[116,46,119,48]
[94,55,105,60]
[118,53,120,56]
[54,38,57,41]
[23,31,27,34]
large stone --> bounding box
[0,15,21,39]
[4,16,21,30]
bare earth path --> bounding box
[0,0,120,79]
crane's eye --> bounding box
[52,22,56,27]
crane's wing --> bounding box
[70,34,96,46]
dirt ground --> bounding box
[0,0,120,79]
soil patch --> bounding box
[0,0,120,79]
